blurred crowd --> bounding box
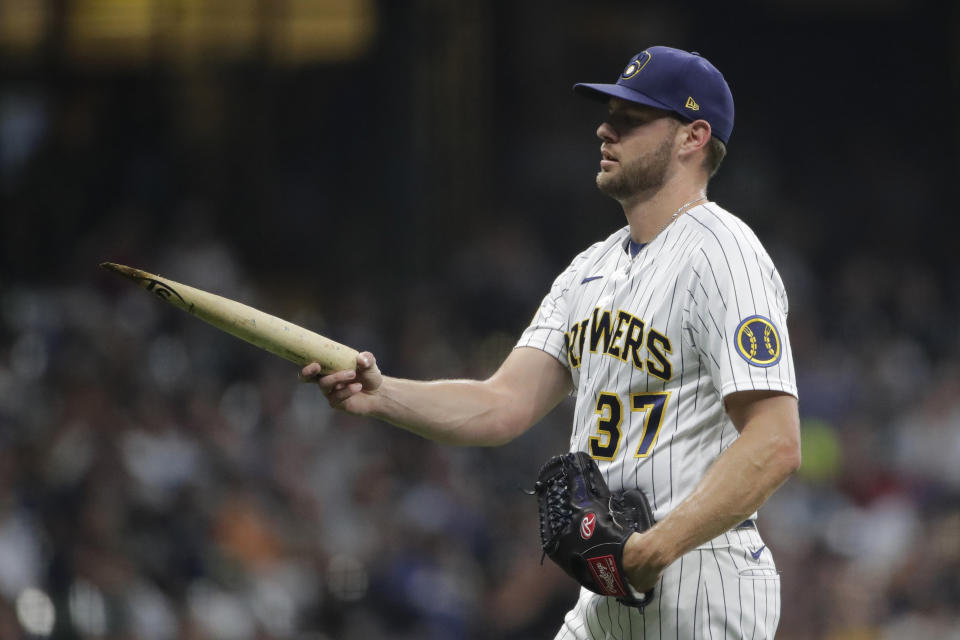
[2,212,960,639]
[0,227,587,639]
[2,2,960,638]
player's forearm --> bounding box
[653,421,799,560]
[368,376,526,446]
[625,394,801,573]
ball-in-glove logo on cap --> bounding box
[621,51,651,79]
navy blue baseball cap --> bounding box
[574,46,735,144]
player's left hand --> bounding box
[533,452,656,608]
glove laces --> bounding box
[534,471,574,563]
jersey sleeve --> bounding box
[684,220,798,399]
[515,246,597,370]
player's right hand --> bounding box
[300,351,383,413]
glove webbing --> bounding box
[535,469,574,561]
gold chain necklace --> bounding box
[657,195,706,238]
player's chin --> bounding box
[596,171,618,191]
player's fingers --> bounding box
[357,352,376,370]
[316,369,356,392]
[299,362,322,382]
[355,351,383,391]
[327,382,363,407]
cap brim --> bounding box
[573,82,676,113]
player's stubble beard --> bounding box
[595,129,676,201]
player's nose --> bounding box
[597,120,617,142]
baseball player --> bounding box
[303,46,800,638]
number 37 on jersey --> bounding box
[589,391,671,461]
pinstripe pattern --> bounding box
[552,527,781,639]
[517,202,795,637]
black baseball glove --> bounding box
[532,451,656,608]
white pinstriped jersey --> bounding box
[517,201,797,638]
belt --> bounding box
[735,520,756,530]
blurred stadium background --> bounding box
[1,0,958,638]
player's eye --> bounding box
[608,113,647,129]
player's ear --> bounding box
[678,120,711,157]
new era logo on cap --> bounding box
[573,46,735,144]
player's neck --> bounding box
[621,184,707,244]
